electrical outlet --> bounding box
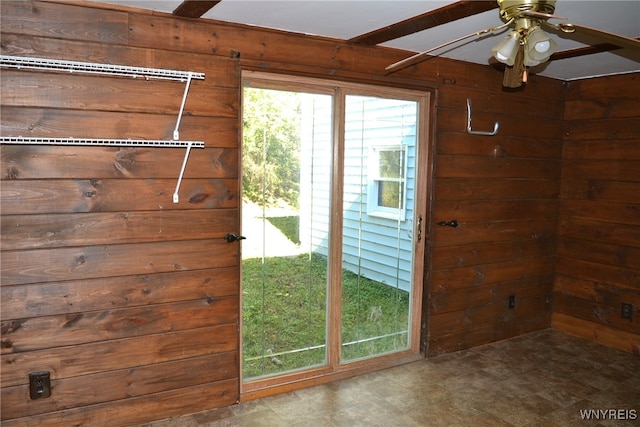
[29,371,51,400]
[508,294,515,309]
[621,302,633,320]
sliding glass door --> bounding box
[340,95,417,362]
[241,87,332,379]
[241,73,428,385]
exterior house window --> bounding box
[367,145,407,220]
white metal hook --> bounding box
[467,98,499,136]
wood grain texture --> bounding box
[1,3,244,420]
[3,0,634,424]
[2,352,237,419]
[0,379,239,427]
[1,324,238,387]
[554,73,640,354]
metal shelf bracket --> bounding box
[1,137,205,204]
[0,55,207,203]
[467,98,499,136]
[174,72,194,140]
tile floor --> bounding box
[146,330,639,426]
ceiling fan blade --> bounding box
[349,0,497,46]
[385,23,509,74]
[561,23,640,51]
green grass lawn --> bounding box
[242,253,410,380]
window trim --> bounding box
[367,144,409,221]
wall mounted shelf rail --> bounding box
[0,55,206,203]
[0,55,204,81]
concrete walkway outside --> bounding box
[241,201,305,259]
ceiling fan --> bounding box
[385,0,640,88]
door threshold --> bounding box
[240,352,423,402]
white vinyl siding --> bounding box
[302,95,417,291]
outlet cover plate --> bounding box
[29,371,51,400]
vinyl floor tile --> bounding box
[146,330,639,427]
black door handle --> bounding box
[224,233,246,243]
[437,220,458,228]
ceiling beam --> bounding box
[550,37,640,61]
[173,0,221,18]
[348,0,497,46]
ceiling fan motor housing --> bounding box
[498,0,556,22]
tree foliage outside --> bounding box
[243,87,302,208]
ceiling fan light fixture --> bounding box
[491,31,521,66]
[524,26,557,64]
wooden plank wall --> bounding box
[1,0,565,424]
[0,1,241,425]
[553,73,640,354]
[426,75,563,355]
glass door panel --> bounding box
[340,95,417,362]
[241,73,426,389]
[241,88,333,380]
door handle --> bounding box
[437,220,458,228]
[224,233,246,243]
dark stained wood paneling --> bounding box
[562,139,640,160]
[555,258,640,291]
[1,240,237,286]
[437,86,564,120]
[1,210,239,249]
[432,238,556,269]
[1,179,238,214]
[431,277,552,315]
[558,218,640,248]
[563,118,640,140]
[1,4,244,420]
[0,1,129,44]
[435,155,561,179]
[436,132,563,158]
[564,98,640,120]
[436,108,563,139]
[431,219,557,247]
[426,58,563,356]
[0,107,239,144]
[0,33,241,88]
[1,146,238,180]
[554,73,640,353]
[2,295,238,353]
[563,73,640,100]
[435,199,558,222]
[1,324,237,387]
[552,313,640,356]
[1,268,238,320]
[431,258,555,293]
[2,352,237,419]
[0,0,575,423]
[436,178,560,201]
[0,379,238,427]
[429,310,550,355]
[1,72,238,117]
[559,199,640,226]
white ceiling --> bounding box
[91,0,640,81]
